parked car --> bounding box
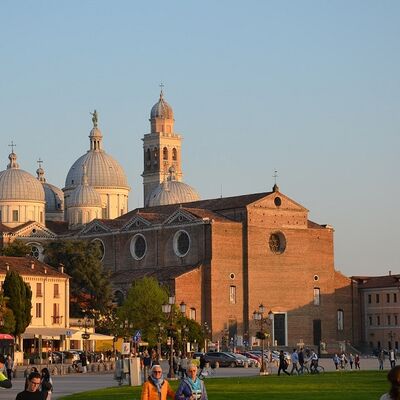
[204,352,240,367]
[225,352,256,367]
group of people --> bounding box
[141,364,208,400]
[379,349,397,371]
[332,352,360,370]
[0,353,53,399]
[279,348,319,375]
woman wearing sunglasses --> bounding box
[141,365,175,400]
[175,364,208,400]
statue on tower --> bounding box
[90,110,98,128]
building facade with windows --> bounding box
[0,256,70,352]
[353,274,400,352]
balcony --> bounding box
[51,315,63,325]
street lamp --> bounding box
[78,316,92,363]
[203,322,211,352]
[162,296,186,379]
[253,304,273,375]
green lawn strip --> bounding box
[59,371,388,400]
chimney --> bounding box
[59,263,64,274]
[30,261,35,269]
[44,268,47,274]
[389,270,392,276]
[5,263,9,271]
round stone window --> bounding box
[274,197,282,207]
[173,230,191,257]
[29,244,41,259]
[130,234,147,260]
[92,239,105,261]
[268,232,286,254]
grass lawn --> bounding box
[59,371,389,400]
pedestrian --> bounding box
[349,353,354,370]
[389,349,397,369]
[175,364,208,400]
[354,353,360,370]
[80,353,87,373]
[180,355,188,379]
[333,354,340,370]
[290,349,299,375]
[40,368,53,400]
[141,365,175,400]
[5,354,14,381]
[379,350,386,371]
[277,350,290,376]
[143,350,152,380]
[298,348,305,374]
[199,354,206,376]
[0,355,12,389]
[16,371,43,400]
[379,365,400,400]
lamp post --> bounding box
[253,304,273,375]
[162,296,186,379]
[182,324,189,357]
[203,322,211,352]
[78,316,92,361]
[120,319,134,355]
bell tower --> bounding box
[142,88,183,207]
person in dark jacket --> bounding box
[16,371,43,399]
[0,354,12,388]
[175,364,207,400]
[277,350,290,376]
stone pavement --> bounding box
[0,357,392,399]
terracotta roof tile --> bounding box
[0,256,69,278]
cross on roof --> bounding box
[8,141,16,153]
[273,170,278,185]
[37,158,44,168]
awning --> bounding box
[70,331,114,341]
[22,327,78,340]
[0,334,14,340]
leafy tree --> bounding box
[0,292,16,334]
[1,240,32,257]
[2,271,32,338]
[119,277,168,344]
[44,240,112,317]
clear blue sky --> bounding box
[1,1,399,276]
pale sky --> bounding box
[1,1,399,277]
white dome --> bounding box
[64,126,129,190]
[148,180,200,207]
[0,152,45,202]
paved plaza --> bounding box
[0,357,392,399]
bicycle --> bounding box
[198,365,216,380]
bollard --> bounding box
[244,361,248,368]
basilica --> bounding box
[0,90,361,350]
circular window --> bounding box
[27,242,43,260]
[173,230,191,257]
[314,275,319,281]
[92,239,105,261]
[274,197,282,207]
[230,273,236,280]
[268,232,286,254]
[130,234,147,260]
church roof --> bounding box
[45,220,70,235]
[0,256,69,278]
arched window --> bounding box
[153,148,158,164]
[172,148,177,161]
[163,147,168,160]
[146,149,151,161]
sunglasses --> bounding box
[153,370,162,374]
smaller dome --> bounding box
[150,90,174,120]
[148,168,200,207]
[69,167,102,208]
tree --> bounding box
[2,271,32,338]
[44,240,112,317]
[0,292,16,334]
[1,240,32,257]
[119,277,168,344]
